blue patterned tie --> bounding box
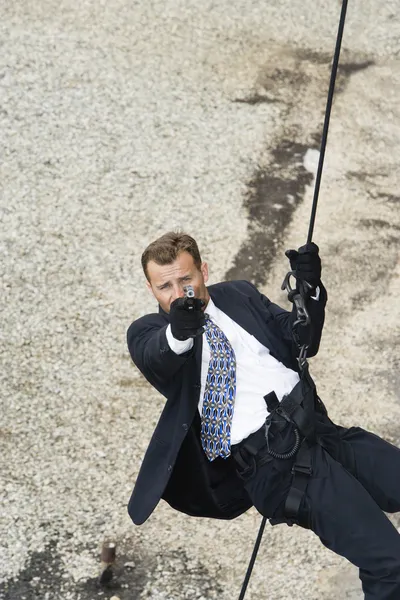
[201,314,236,461]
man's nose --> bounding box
[171,285,185,302]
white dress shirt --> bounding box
[165,297,300,444]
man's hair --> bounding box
[141,231,202,282]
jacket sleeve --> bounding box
[247,281,328,358]
[127,315,194,394]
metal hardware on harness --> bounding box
[264,408,302,460]
[281,272,313,370]
[265,424,301,460]
[298,344,309,371]
[284,441,313,521]
[291,460,312,477]
[234,451,257,481]
[281,271,313,328]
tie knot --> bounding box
[204,314,218,335]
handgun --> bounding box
[183,285,196,310]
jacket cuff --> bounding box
[310,285,320,301]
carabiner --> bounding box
[281,271,313,327]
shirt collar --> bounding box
[203,296,218,320]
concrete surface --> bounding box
[1,0,400,599]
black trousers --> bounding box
[234,414,400,600]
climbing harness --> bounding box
[237,0,348,598]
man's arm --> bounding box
[276,284,327,357]
[292,283,327,356]
[250,282,327,357]
[245,242,328,359]
[127,315,194,394]
[283,242,327,356]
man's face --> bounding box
[146,251,210,314]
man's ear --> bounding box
[146,280,154,297]
[201,262,209,283]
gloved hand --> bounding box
[169,297,205,341]
[285,242,321,288]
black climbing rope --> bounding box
[307,0,349,243]
[238,516,268,600]
[237,1,348,598]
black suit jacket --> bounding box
[127,280,327,525]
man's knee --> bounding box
[360,560,400,599]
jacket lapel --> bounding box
[209,284,275,353]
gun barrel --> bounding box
[184,285,195,298]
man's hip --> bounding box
[231,406,342,522]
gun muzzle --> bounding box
[183,285,195,298]
[183,285,195,310]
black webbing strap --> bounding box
[284,441,312,520]
[279,364,317,441]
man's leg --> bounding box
[242,437,400,600]
[336,425,400,513]
[236,418,400,598]
[304,443,400,600]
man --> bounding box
[127,231,400,599]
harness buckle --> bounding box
[235,456,257,481]
[281,271,313,327]
[297,345,309,370]
[232,448,257,481]
[291,463,312,476]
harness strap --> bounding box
[284,440,313,520]
[280,364,317,442]
[280,368,316,521]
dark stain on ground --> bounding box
[339,60,375,76]
[226,50,375,285]
[0,540,222,600]
[296,48,331,64]
[0,535,148,600]
[77,553,148,600]
[359,218,400,231]
[376,192,400,205]
[272,68,311,87]
[78,547,223,600]
[346,171,392,182]
[310,130,323,148]
[346,175,400,207]
[296,48,374,76]
[0,539,65,600]
[346,170,373,181]
[255,67,310,98]
[335,60,375,93]
[225,140,314,286]
[233,93,279,105]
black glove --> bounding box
[169,297,205,341]
[285,242,321,288]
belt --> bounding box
[232,423,269,455]
[231,424,271,479]
[231,409,302,480]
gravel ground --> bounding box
[1,1,400,599]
